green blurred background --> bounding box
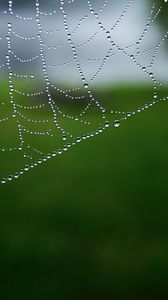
[0,1,168,299]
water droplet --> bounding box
[1,178,6,184]
[113,120,120,128]
[24,165,29,171]
[105,121,110,128]
[84,83,88,89]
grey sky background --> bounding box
[0,0,167,86]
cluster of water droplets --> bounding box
[0,0,167,184]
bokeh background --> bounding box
[0,1,168,299]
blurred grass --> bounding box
[0,83,168,299]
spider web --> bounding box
[0,0,167,184]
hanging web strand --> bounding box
[0,0,167,184]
